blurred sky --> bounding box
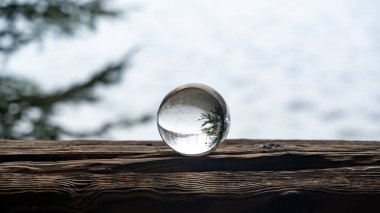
[4,0,380,140]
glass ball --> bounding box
[157,83,230,156]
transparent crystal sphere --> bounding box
[157,83,230,156]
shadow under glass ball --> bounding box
[157,83,230,156]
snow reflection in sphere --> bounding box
[157,83,230,156]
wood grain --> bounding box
[0,139,380,212]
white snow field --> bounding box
[5,0,380,140]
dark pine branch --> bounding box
[0,0,121,55]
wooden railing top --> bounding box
[1,139,380,212]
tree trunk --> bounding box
[1,139,380,212]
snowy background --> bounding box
[4,0,380,140]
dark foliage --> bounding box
[0,0,151,139]
[0,0,119,54]
[199,106,226,144]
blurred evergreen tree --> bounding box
[0,0,151,139]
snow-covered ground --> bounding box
[5,0,380,140]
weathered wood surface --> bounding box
[0,139,380,213]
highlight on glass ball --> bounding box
[157,83,230,156]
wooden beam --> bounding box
[0,139,380,212]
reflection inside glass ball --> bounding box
[157,83,230,156]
